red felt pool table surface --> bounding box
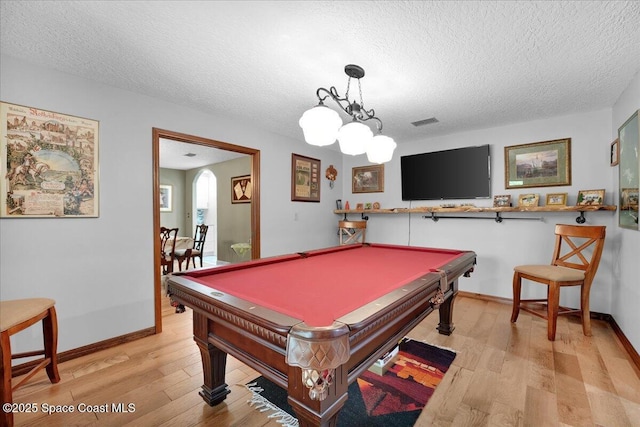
[182,243,466,326]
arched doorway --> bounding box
[194,169,217,260]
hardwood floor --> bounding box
[11,295,640,426]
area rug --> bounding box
[245,338,456,427]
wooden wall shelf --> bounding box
[334,205,617,224]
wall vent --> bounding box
[411,117,439,127]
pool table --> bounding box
[166,243,476,427]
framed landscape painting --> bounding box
[504,138,571,189]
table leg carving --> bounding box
[193,312,230,405]
[437,283,458,335]
[287,364,348,427]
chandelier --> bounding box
[299,64,397,164]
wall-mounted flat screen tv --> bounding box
[401,145,491,200]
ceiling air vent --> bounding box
[184,153,197,157]
[411,117,439,127]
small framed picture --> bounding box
[364,202,372,210]
[292,153,320,202]
[493,194,512,207]
[231,175,252,204]
[518,193,540,207]
[336,199,342,210]
[352,164,384,193]
[610,138,619,166]
[577,189,605,206]
[159,184,172,212]
[356,203,364,210]
[546,192,568,206]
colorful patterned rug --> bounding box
[245,338,456,427]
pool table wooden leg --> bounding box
[193,312,231,406]
[437,289,457,335]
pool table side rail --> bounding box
[337,249,476,327]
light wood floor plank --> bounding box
[554,352,594,426]
[523,386,558,427]
[487,401,523,427]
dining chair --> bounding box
[511,224,606,340]
[160,227,179,275]
[175,224,209,271]
[1,298,60,427]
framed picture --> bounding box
[352,164,384,193]
[518,193,540,207]
[621,188,639,210]
[504,138,571,189]
[364,202,373,210]
[291,153,320,202]
[1,101,100,217]
[356,203,364,210]
[159,184,172,212]
[618,110,639,230]
[610,138,619,166]
[576,189,605,206]
[231,175,252,204]
[493,194,512,207]
[546,192,568,206]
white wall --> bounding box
[0,55,343,353]
[611,71,640,350]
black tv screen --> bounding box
[401,145,491,200]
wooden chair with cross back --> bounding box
[511,224,606,341]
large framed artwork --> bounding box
[618,110,639,230]
[291,153,320,202]
[352,164,384,193]
[1,102,99,217]
[504,138,571,189]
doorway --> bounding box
[152,128,261,333]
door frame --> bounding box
[152,128,261,332]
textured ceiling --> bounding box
[159,138,246,170]
[2,1,640,154]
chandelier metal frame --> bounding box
[313,64,385,133]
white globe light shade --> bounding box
[337,121,372,155]
[366,134,397,164]
[299,105,342,147]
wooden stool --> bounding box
[339,220,367,245]
[1,298,60,427]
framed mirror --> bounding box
[618,110,639,230]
